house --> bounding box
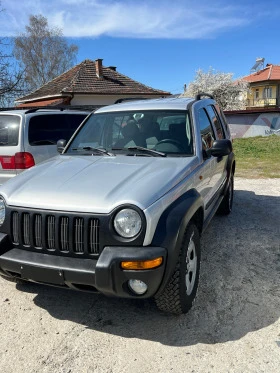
[242,62,280,109]
[16,59,171,109]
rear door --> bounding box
[194,106,227,217]
[205,104,228,190]
[0,113,23,185]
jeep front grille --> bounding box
[11,211,100,255]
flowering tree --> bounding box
[181,68,250,111]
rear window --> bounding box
[28,114,87,146]
[0,115,20,146]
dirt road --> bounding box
[0,178,279,373]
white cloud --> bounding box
[0,0,266,39]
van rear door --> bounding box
[0,114,23,185]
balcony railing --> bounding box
[246,97,278,108]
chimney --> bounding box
[95,58,103,78]
[108,66,116,71]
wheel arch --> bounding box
[151,188,204,295]
[227,152,235,177]
[223,152,235,196]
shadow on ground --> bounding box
[17,188,280,346]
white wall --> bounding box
[225,112,280,138]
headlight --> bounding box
[0,198,6,226]
[114,208,142,238]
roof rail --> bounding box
[195,92,214,100]
[0,105,97,112]
[25,107,64,114]
[114,97,148,104]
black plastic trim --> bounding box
[0,246,167,299]
[1,205,146,259]
[195,92,214,101]
[114,97,148,104]
[151,188,204,294]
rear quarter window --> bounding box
[0,115,20,146]
[28,114,87,146]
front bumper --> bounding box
[0,243,167,299]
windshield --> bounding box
[66,110,193,156]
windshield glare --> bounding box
[66,110,193,156]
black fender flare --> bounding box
[151,188,204,295]
[223,152,235,194]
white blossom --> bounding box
[181,67,250,111]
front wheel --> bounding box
[155,223,201,315]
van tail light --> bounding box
[0,152,35,170]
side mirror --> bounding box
[210,139,232,157]
[57,139,67,154]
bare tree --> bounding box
[0,2,25,107]
[181,68,250,111]
[13,14,78,93]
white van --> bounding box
[0,108,89,185]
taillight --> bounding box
[0,156,15,169]
[0,152,35,170]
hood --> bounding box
[0,155,197,213]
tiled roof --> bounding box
[17,59,170,102]
[242,64,280,83]
[17,97,69,108]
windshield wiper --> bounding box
[127,146,166,157]
[72,147,114,156]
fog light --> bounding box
[128,279,148,295]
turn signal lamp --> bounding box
[121,257,163,270]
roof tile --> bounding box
[242,64,280,82]
[17,59,170,102]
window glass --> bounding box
[214,104,230,137]
[67,110,194,156]
[28,114,87,146]
[197,108,215,151]
[262,87,272,99]
[207,105,225,139]
[0,115,20,146]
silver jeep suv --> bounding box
[0,94,235,314]
[0,108,89,185]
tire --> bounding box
[218,174,234,215]
[155,223,201,315]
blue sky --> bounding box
[1,0,279,94]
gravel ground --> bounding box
[0,178,279,373]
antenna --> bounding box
[250,57,265,73]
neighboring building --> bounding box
[16,59,170,109]
[242,62,280,109]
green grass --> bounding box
[233,135,280,178]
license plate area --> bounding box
[21,265,65,285]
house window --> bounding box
[263,87,272,99]
[255,89,259,99]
